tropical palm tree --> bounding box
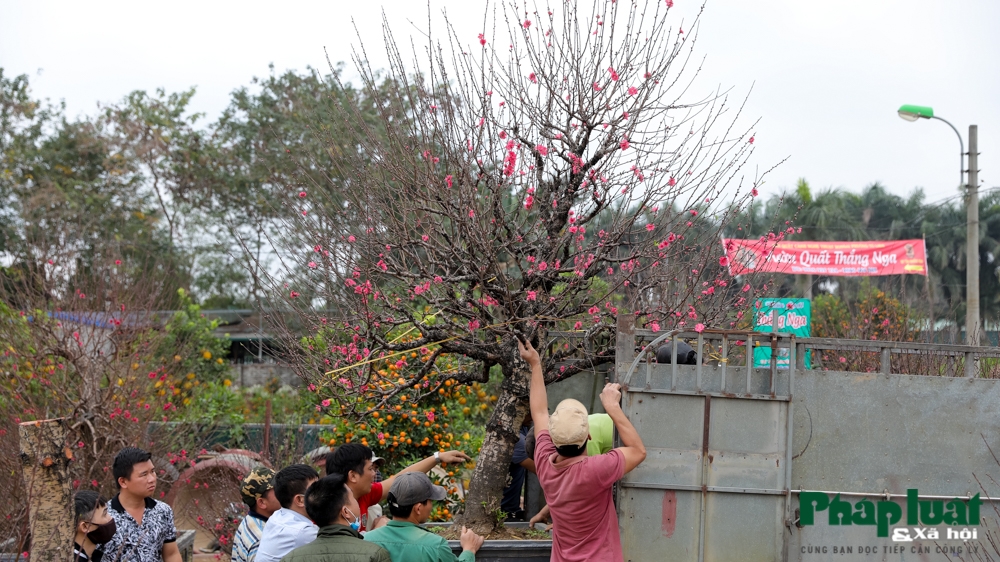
[762,179,865,298]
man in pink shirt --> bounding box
[520,339,646,562]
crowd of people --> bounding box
[69,337,685,562]
[72,444,479,562]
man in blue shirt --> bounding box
[254,465,320,562]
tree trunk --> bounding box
[454,373,529,534]
[19,418,74,562]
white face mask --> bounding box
[344,507,361,531]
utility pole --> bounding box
[966,125,980,346]
[896,106,980,345]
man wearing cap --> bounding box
[525,412,616,529]
[363,472,484,562]
[326,444,471,533]
[232,466,282,562]
[521,339,646,562]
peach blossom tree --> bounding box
[260,0,776,531]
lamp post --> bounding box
[898,104,980,345]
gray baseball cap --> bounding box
[387,472,447,507]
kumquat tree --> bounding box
[259,0,780,532]
[307,328,498,522]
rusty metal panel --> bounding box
[791,371,1000,498]
[619,488,701,562]
[703,493,784,561]
[617,328,1000,562]
[622,391,704,488]
[708,397,787,492]
[619,364,792,562]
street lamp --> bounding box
[897,104,980,346]
[897,104,934,122]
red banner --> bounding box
[722,239,928,277]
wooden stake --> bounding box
[18,418,73,562]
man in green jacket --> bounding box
[281,474,391,562]
[364,472,484,562]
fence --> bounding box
[614,316,1000,561]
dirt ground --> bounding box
[190,526,229,561]
[429,525,551,541]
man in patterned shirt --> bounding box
[100,447,182,562]
[231,467,281,562]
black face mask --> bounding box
[86,519,117,545]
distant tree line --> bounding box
[3,67,995,332]
[741,178,1000,334]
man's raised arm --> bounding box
[600,383,646,474]
[519,340,549,436]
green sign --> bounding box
[752,298,811,369]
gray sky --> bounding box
[2,0,998,204]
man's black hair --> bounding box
[73,490,105,526]
[555,443,587,458]
[112,447,152,488]
[304,474,350,527]
[387,492,429,519]
[325,443,372,478]
[274,464,320,509]
[525,431,585,458]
